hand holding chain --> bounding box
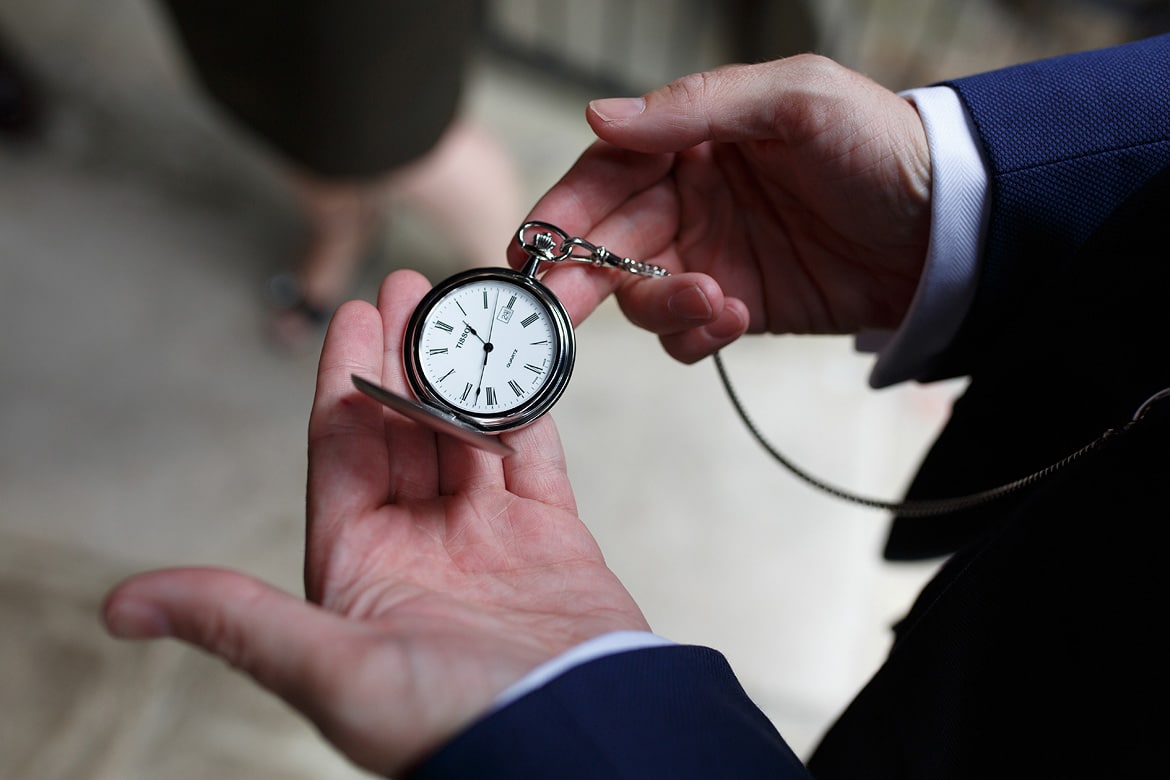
[542,228,1170,517]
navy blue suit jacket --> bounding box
[410,35,1170,779]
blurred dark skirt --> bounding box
[160,0,480,180]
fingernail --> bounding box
[590,97,645,122]
[668,285,714,322]
[707,304,748,340]
[105,600,171,639]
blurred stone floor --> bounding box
[0,1,1155,777]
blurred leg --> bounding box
[389,120,524,269]
[0,28,43,141]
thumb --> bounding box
[102,567,338,703]
[586,55,851,152]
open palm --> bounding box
[103,270,648,777]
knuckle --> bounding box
[190,583,267,672]
[650,70,719,141]
[194,609,249,669]
[786,52,838,73]
[663,70,714,107]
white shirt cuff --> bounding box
[858,85,990,387]
[491,630,675,711]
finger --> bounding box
[436,433,505,496]
[658,297,751,364]
[506,140,676,273]
[500,416,577,514]
[586,56,850,152]
[102,568,349,727]
[309,299,391,524]
[526,178,683,330]
[614,272,724,335]
[377,270,441,501]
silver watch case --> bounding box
[403,267,576,434]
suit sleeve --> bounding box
[406,645,811,780]
[886,33,1170,559]
[928,32,1170,379]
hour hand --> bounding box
[463,321,485,344]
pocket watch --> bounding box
[356,223,1170,514]
[353,222,668,455]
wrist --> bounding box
[492,631,674,711]
[861,86,989,386]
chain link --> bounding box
[714,351,1168,517]
[517,221,670,278]
[522,221,1169,516]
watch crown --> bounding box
[533,232,557,254]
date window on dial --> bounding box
[496,295,517,324]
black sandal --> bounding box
[265,273,333,351]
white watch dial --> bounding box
[417,278,559,415]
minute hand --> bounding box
[474,290,501,403]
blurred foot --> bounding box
[268,175,382,352]
[265,272,333,352]
[266,120,522,353]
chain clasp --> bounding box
[517,221,670,278]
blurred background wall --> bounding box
[1,1,1165,778]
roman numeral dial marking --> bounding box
[410,273,570,424]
